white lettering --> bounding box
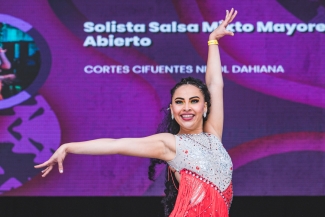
[116,24,126,33]
[132,65,141,74]
[242,24,254,32]
[140,37,152,46]
[285,23,296,35]
[202,22,219,32]
[257,21,273,32]
[83,36,97,46]
[296,23,308,32]
[196,65,206,73]
[84,65,129,74]
[97,35,108,46]
[277,65,285,73]
[94,24,106,33]
[134,24,145,32]
[186,65,193,73]
[178,24,186,32]
[231,65,285,73]
[308,23,316,32]
[316,23,325,32]
[149,22,198,33]
[187,24,199,32]
[273,23,285,32]
[232,65,241,73]
[84,22,94,32]
[160,24,171,32]
[222,66,229,73]
[235,22,243,32]
[148,22,159,32]
[114,38,124,46]
[84,65,93,73]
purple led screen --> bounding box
[0,0,324,196]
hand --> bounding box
[2,74,16,84]
[4,74,15,80]
[209,8,238,40]
[0,48,6,53]
[34,144,68,177]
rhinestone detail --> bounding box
[168,133,233,192]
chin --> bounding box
[178,122,200,131]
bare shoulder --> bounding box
[203,126,223,142]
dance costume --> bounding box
[168,133,233,217]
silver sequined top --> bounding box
[167,133,233,192]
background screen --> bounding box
[0,0,324,196]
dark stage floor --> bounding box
[1,196,325,217]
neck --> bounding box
[178,128,203,135]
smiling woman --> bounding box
[172,88,206,130]
[35,8,237,217]
[170,78,209,135]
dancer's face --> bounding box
[170,84,207,134]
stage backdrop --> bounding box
[0,0,324,196]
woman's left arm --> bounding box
[204,9,237,139]
[0,49,11,69]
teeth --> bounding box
[182,115,193,118]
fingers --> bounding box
[34,161,53,177]
[42,165,53,177]
[229,9,238,23]
[58,160,64,174]
[34,148,66,177]
[223,8,237,26]
[34,161,50,169]
[35,159,64,176]
[41,166,50,173]
[224,9,230,23]
[225,30,234,36]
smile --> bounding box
[181,114,194,120]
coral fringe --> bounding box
[169,169,232,217]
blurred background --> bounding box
[0,0,324,216]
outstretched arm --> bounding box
[0,48,11,69]
[0,74,15,81]
[204,9,237,140]
[35,133,176,177]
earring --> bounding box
[171,113,174,120]
[203,112,206,118]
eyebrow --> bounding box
[174,96,200,101]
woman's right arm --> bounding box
[35,133,176,177]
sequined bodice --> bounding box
[167,133,233,191]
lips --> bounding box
[181,114,194,120]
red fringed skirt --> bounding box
[169,169,233,217]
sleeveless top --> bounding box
[167,133,233,216]
[167,132,233,192]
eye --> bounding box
[175,100,183,104]
[191,99,199,104]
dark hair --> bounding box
[148,77,211,216]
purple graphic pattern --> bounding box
[0,95,61,194]
[0,0,324,196]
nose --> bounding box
[183,102,191,111]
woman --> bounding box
[35,8,237,217]
[0,47,14,100]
